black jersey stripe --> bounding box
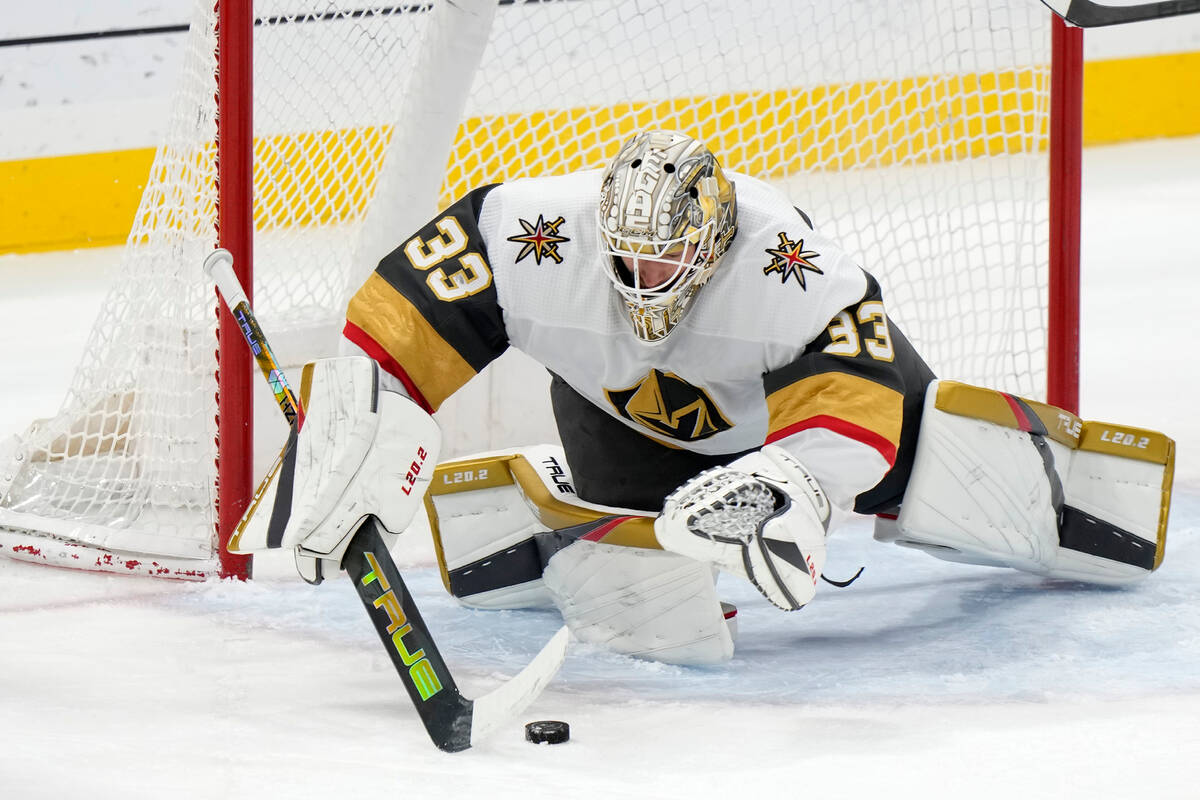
[762,270,935,515]
[367,185,507,374]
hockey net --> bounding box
[0,0,1062,578]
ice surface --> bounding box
[1,137,1198,798]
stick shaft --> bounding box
[205,248,566,750]
[205,248,304,428]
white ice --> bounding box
[1,137,1198,799]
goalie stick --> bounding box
[1039,0,1200,26]
[204,248,568,752]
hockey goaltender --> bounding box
[232,130,1174,666]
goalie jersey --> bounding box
[343,170,934,515]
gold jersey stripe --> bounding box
[765,371,903,454]
[933,380,1084,449]
[345,272,476,411]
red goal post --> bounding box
[216,0,255,578]
[0,1,1084,580]
[1048,16,1084,414]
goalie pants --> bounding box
[549,372,754,511]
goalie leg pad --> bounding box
[231,357,441,571]
[889,380,1173,586]
[427,445,736,663]
[542,540,735,665]
[424,452,555,609]
[425,444,658,609]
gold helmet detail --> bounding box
[597,130,737,343]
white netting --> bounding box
[0,1,435,570]
[669,470,779,544]
[0,0,1055,573]
[0,3,222,567]
[441,0,1051,393]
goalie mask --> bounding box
[597,130,737,343]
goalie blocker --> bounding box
[881,380,1173,585]
[228,356,441,581]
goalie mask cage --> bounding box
[0,0,1082,580]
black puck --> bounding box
[525,720,570,744]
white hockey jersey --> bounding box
[344,169,933,513]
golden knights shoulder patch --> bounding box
[764,232,823,288]
[606,369,733,442]
[507,214,569,264]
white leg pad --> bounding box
[425,444,651,609]
[889,381,1173,586]
[427,445,737,663]
[427,475,555,609]
[889,408,1064,571]
[542,540,735,665]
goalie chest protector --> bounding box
[475,168,870,456]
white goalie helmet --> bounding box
[597,130,737,343]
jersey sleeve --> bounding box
[762,271,935,514]
[342,185,507,412]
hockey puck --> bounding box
[525,720,570,744]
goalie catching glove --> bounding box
[230,357,441,581]
[654,446,832,611]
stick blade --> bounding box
[1041,0,1200,27]
[345,517,568,752]
[468,625,570,747]
[344,519,473,751]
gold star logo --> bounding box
[764,232,823,288]
[507,214,569,265]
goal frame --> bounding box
[209,2,1085,580]
[216,0,255,579]
[1048,17,1084,415]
